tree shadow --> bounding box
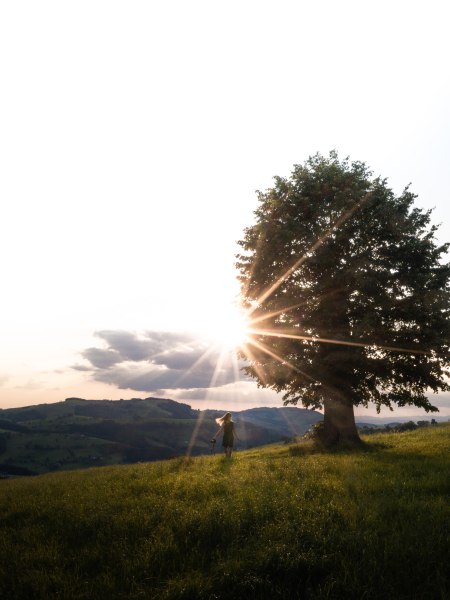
[289,435,448,476]
[289,438,380,457]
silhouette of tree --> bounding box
[237,152,450,446]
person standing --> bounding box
[213,412,238,458]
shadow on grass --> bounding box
[288,438,392,457]
[289,438,449,477]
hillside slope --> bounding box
[0,397,322,475]
[0,424,448,599]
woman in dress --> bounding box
[213,412,239,458]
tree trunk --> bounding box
[322,396,361,447]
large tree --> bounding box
[237,152,450,445]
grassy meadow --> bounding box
[0,424,449,599]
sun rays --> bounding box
[181,299,428,458]
[184,310,251,457]
[248,328,430,357]
[183,192,433,457]
[211,305,252,351]
[244,191,374,313]
[235,190,432,386]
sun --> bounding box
[202,303,251,351]
[216,311,251,351]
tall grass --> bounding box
[0,425,448,599]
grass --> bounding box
[0,425,449,599]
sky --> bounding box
[1,0,449,417]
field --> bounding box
[0,424,449,599]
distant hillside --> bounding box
[355,414,449,424]
[0,397,322,476]
[235,406,322,436]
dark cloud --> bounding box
[92,356,241,392]
[82,348,122,369]
[75,329,249,393]
[152,346,215,370]
[94,330,155,361]
[91,330,202,364]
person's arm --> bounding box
[213,426,223,439]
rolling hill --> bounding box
[0,397,322,475]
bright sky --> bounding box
[1,1,449,417]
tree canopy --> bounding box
[237,152,450,443]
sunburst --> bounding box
[183,193,429,456]
[198,302,252,352]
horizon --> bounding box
[2,394,449,423]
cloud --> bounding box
[92,361,234,392]
[75,329,249,393]
[70,364,93,372]
[74,330,450,415]
[93,330,157,361]
[93,330,197,363]
[81,348,122,369]
[0,374,9,387]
